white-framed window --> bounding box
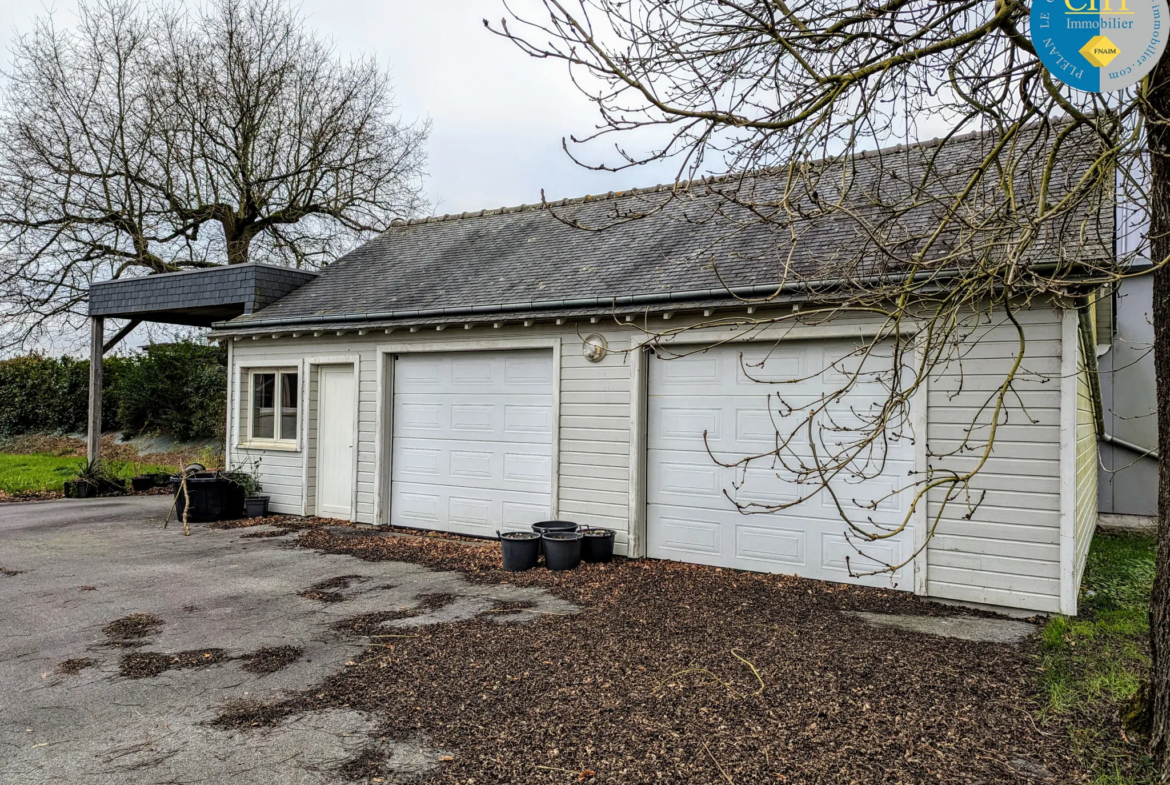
[249,369,299,443]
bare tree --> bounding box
[488,0,1168,770]
[0,0,429,351]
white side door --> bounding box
[391,350,553,536]
[647,340,914,588]
[315,365,356,519]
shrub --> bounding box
[0,340,225,440]
[110,342,227,440]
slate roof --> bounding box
[90,263,318,327]
[216,125,1113,334]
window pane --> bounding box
[252,373,275,439]
[280,372,299,441]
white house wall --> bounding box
[233,370,305,514]
[226,302,1078,613]
[229,327,636,549]
[923,306,1066,613]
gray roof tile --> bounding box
[223,127,1112,330]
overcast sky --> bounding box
[0,0,676,216]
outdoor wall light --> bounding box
[583,333,608,363]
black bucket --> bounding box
[499,531,541,571]
[580,528,616,563]
[542,531,582,571]
[532,521,578,556]
[532,520,578,536]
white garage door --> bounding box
[647,340,914,588]
[391,350,553,537]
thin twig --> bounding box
[702,741,735,785]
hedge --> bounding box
[0,341,227,440]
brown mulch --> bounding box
[0,489,64,503]
[102,613,163,642]
[207,514,342,531]
[299,575,363,603]
[240,528,296,539]
[56,657,96,675]
[204,528,1081,784]
[120,649,227,679]
[240,646,304,675]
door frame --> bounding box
[304,356,361,520]
[632,319,928,594]
[373,338,562,527]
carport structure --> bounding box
[84,264,317,463]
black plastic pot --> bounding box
[532,520,578,556]
[64,480,96,499]
[99,478,126,495]
[499,531,541,571]
[131,476,154,493]
[580,528,616,563]
[172,473,246,522]
[532,520,579,536]
[243,495,270,518]
[542,531,582,571]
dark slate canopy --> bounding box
[215,127,1112,335]
[89,263,318,327]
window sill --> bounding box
[237,441,301,453]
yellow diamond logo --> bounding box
[1080,35,1121,68]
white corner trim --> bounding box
[911,338,930,596]
[1059,308,1079,616]
[225,340,235,470]
[373,351,391,525]
[627,340,649,558]
[349,359,361,523]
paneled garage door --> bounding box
[647,340,914,588]
[391,350,553,536]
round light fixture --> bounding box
[582,333,608,363]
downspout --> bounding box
[1077,301,1105,439]
[1080,298,1160,460]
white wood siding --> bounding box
[229,327,635,551]
[924,307,1065,613]
[226,300,1078,611]
[1074,333,1099,589]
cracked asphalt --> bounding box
[0,497,576,784]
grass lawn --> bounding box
[1040,530,1157,783]
[0,453,175,496]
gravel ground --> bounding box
[212,525,1082,785]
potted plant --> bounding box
[64,460,125,498]
[228,456,268,518]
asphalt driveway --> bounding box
[0,497,574,784]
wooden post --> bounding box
[87,317,104,465]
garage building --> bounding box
[206,131,1109,615]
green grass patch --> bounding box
[0,453,175,495]
[1040,531,1157,783]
